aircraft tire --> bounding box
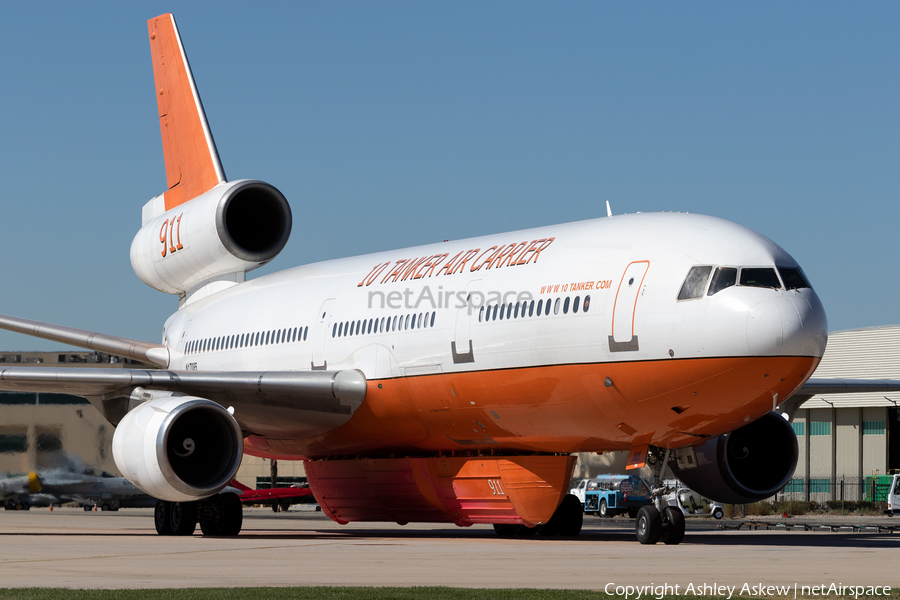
[661,506,685,545]
[169,501,197,536]
[635,505,662,545]
[200,493,242,536]
[514,524,538,537]
[154,500,173,535]
[552,494,583,536]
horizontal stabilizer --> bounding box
[0,313,169,367]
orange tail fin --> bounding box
[148,13,226,210]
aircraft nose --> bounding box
[746,292,827,357]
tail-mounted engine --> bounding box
[131,179,291,295]
[112,393,244,502]
[669,411,799,505]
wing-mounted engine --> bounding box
[669,411,798,504]
[130,179,291,297]
[112,392,243,502]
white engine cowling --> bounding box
[112,394,244,502]
[131,179,291,295]
[669,411,799,505]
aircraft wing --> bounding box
[798,379,900,395]
[0,313,169,367]
[0,367,367,438]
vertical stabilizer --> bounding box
[148,14,226,210]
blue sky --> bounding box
[0,2,897,351]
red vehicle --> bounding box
[230,479,316,512]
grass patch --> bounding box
[0,590,897,600]
[0,590,600,600]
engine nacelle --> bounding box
[112,394,243,502]
[669,411,798,505]
[131,179,291,295]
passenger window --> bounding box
[499,305,505,320]
[303,326,308,341]
[554,298,560,315]
[507,303,513,319]
[405,314,410,330]
[708,267,737,296]
[778,267,810,290]
[430,312,435,327]
[740,268,781,289]
[338,323,343,337]
[545,300,551,316]
[563,297,570,314]
[537,299,543,315]
[515,302,520,318]
[677,266,712,300]
[332,324,337,338]
[492,305,498,321]
[584,295,591,312]
[573,296,580,313]
[479,306,484,322]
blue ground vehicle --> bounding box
[571,475,652,518]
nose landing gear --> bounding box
[635,447,686,545]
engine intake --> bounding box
[669,411,798,505]
[217,181,291,263]
[112,394,243,502]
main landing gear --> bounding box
[634,447,685,545]
[493,493,584,538]
[154,493,243,536]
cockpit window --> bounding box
[778,267,810,290]
[677,266,712,300]
[707,267,737,296]
[739,268,781,289]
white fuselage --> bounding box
[160,211,827,458]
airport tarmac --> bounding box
[0,507,897,590]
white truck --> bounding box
[886,474,900,516]
[662,481,724,519]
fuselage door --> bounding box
[451,280,481,364]
[609,261,649,352]
[312,298,335,370]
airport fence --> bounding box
[773,475,893,506]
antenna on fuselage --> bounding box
[606,201,613,217]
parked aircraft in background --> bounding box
[1,455,154,511]
[0,472,41,510]
[0,13,898,544]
